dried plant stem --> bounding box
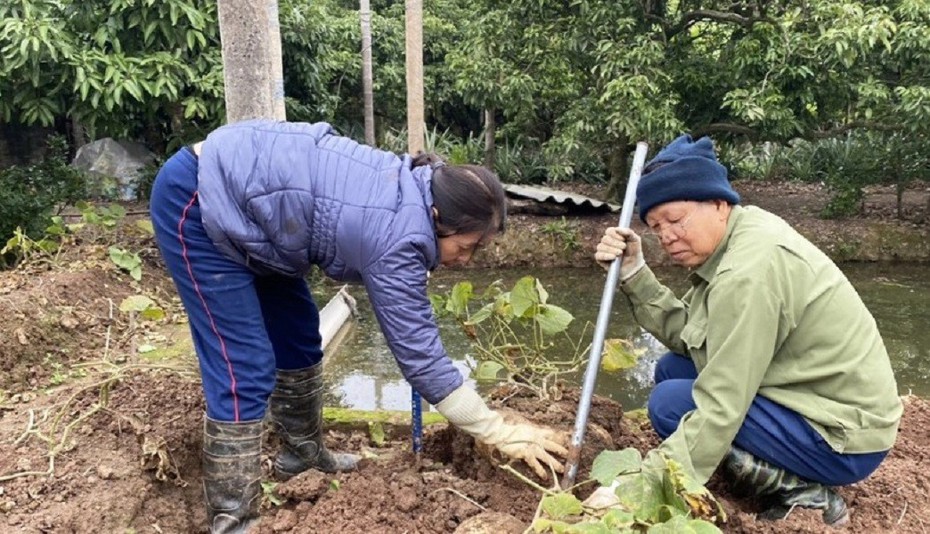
[500,464,560,496]
[896,500,908,525]
[430,488,486,511]
[0,349,193,483]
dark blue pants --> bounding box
[648,352,888,486]
[149,148,324,422]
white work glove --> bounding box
[594,227,645,280]
[436,385,570,480]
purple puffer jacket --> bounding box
[197,119,463,404]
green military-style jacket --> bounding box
[619,205,903,485]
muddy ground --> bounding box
[0,181,928,533]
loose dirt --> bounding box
[0,181,928,533]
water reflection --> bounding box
[322,264,930,411]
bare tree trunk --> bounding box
[897,182,905,220]
[483,108,496,170]
[605,137,631,203]
[360,0,375,146]
[267,0,286,120]
[217,0,285,123]
[69,117,87,148]
[405,0,424,154]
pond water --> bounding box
[322,264,930,413]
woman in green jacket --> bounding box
[589,135,902,526]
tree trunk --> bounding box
[216,0,285,123]
[404,0,424,154]
[69,117,87,149]
[360,0,375,146]
[897,181,905,220]
[605,138,631,203]
[267,0,287,120]
[483,108,496,169]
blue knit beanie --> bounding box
[636,134,740,223]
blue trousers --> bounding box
[648,352,887,486]
[150,148,324,422]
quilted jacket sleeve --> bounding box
[361,238,463,405]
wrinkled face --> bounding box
[438,231,490,267]
[644,200,731,268]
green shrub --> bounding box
[720,142,794,182]
[726,134,883,218]
[0,135,85,243]
[805,135,878,218]
[493,141,549,184]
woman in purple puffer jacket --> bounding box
[150,119,568,533]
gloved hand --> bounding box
[436,385,570,480]
[595,227,644,280]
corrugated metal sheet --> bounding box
[504,184,620,213]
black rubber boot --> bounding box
[202,417,263,534]
[722,447,849,526]
[269,364,359,479]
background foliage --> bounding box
[1,0,928,211]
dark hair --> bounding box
[412,153,507,242]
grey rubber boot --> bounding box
[269,364,359,479]
[202,417,263,534]
[722,447,849,526]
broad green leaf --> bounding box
[617,471,664,523]
[535,304,573,335]
[532,518,573,533]
[602,508,635,529]
[601,339,643,372]
[688,519,723,534]
[473,360,505,381]
[37,239,58,253]
[136,219,155,235]
[107,204,126,219]
[130,265,142,281]
[590,448,642,486]
[428,294,445,315]
[446,281,473,317]
[540,493,583,519]
[140,307,166,321]
[646,514,693,534]
[368,421,386,447]
[510,276,539,317]
[469,302,494,324]
[656,503,689,522]
[120,295,156,313]
[565,523,611,534]
[535,278,550,304]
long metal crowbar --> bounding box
[561,141,649,489]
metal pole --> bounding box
[411,390,423,453]
[561,142,649,489]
